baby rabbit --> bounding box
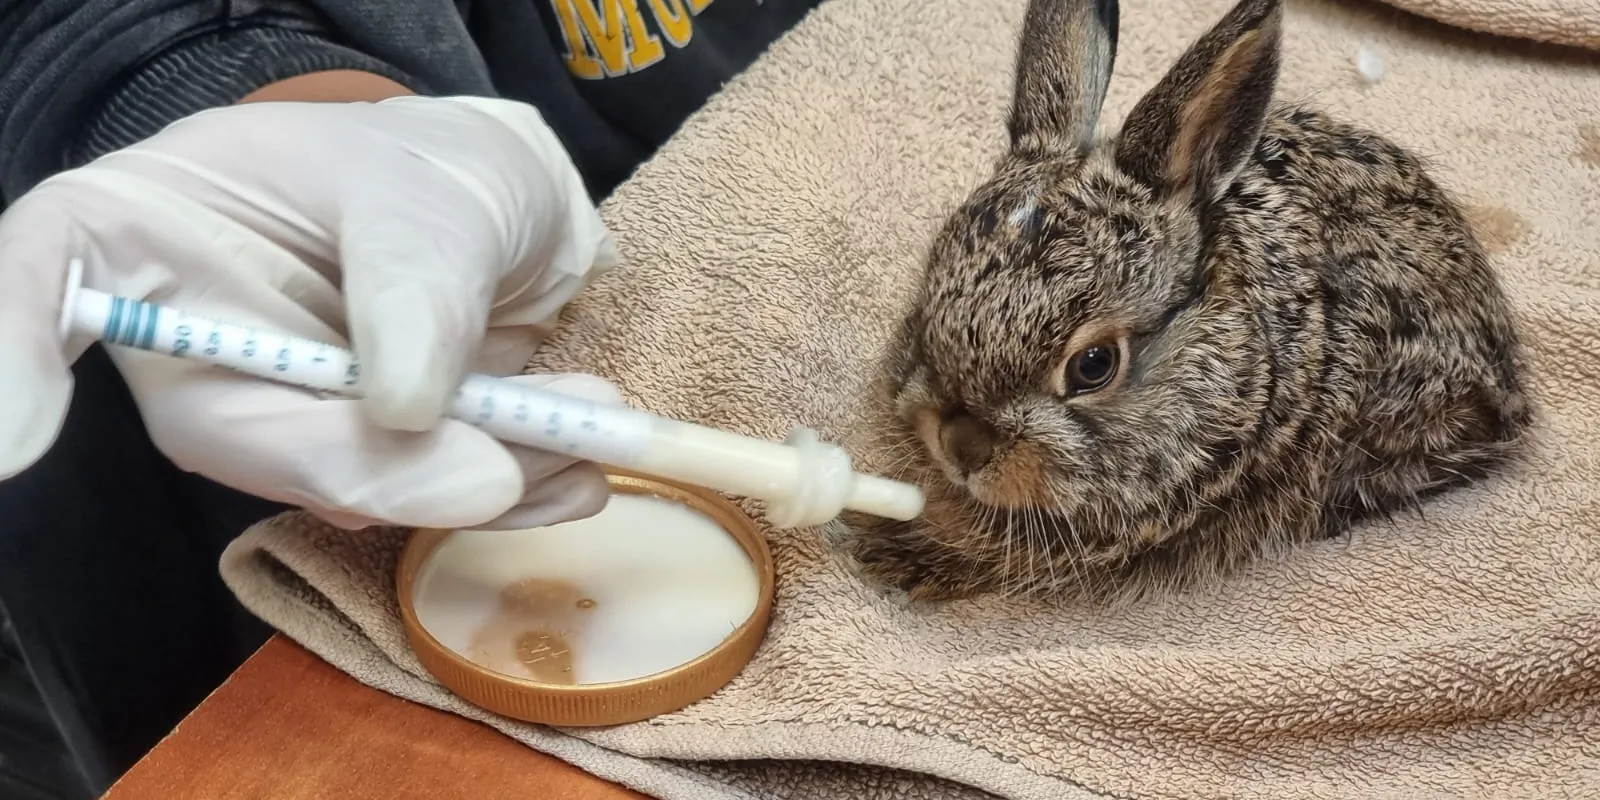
[843,0,1531,603]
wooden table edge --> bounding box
[103,633,648,799]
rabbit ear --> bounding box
[1007,0,1120,157]
[1113,0,1282,206]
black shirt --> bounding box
[1,0,826,204]
[468,0,824,196]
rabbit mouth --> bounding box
[932,442,1062,512]
[903,403,1063,511]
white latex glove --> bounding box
[0,95,621,531]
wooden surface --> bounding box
[104,635,648,800]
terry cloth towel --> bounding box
[220,0,1600,797]
[1379,0,1600,51]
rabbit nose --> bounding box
[940,413,997,474]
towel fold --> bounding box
[220,0,1600,797]
[1382,0,1600,50]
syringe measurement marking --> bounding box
[130,299,616,461]
[102,295,160,350]
[452,380,619,457]
[106,296,129,348]
[128,304,143,350]
[172,323,192,356]
[115,299,359,393]
[138,300,157,350]
[92,293,662,470]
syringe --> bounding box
[57,260,923,528]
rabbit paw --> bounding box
[837,513,975,603]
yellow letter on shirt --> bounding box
[646,0,694,48]
[552,0,667,77]
[552,0,598,78]
[621,0,666,70]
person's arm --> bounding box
[0,1,425,205]
[238,70,415,104]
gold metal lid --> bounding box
[395,470,776,727]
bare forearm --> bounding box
[239,70,415,104]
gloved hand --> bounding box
[0,95,621,531]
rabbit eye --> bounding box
[1064,343,1119,395]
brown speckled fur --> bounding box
[841,0,1532,605]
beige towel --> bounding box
[1381,0,1600,50]
[219,0,1600,797]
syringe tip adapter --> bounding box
[846,474,925,522]
[764,427,924,529]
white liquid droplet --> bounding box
[1355,44,1387,85]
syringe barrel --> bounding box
[70,285,360,394]
[457,374,655,467]
[65,283,927,525]
[630,419,807,507]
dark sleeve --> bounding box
[0,0,488,206]
[0,3,499,791]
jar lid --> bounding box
[395,470,776,727]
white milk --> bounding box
[411,493,762,685]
